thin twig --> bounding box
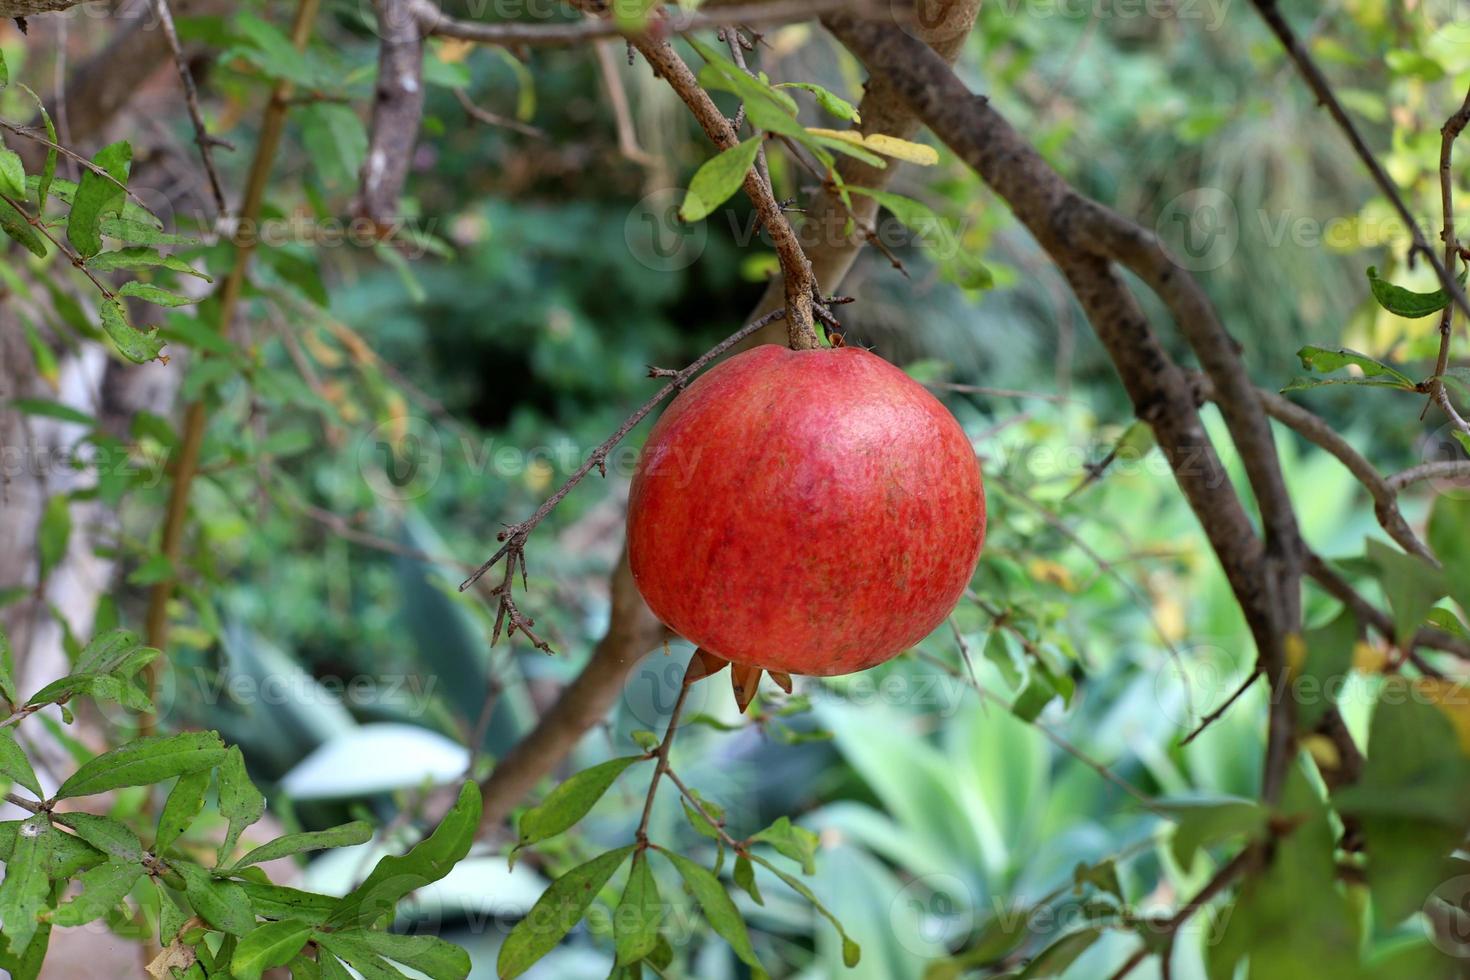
[149,0,229,218]
[453,87,547,139]
[459,307,789,597]
[1429,86,1470,419]
[635,658,701,846]
[0,191,115,298]
[0,119,151,210]
[1385,460,1470,493]
[1179,668,1261,746]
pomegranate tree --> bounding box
[627,344,986,683]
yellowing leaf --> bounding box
[1026,558,1075,592]
[437,38,475,64]
[1284,633,1306,678]
[1302,734,1341,772]
[1352,641,1387,675]
[805,129,939,166]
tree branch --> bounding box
[357,0,425,232]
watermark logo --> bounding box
[626,189,708,272]
[357,416,443,501]
[1419,422,1470,501]
[1154,187,1239,272]
[890,873,977,957]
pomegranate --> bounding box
[627,344,986,677]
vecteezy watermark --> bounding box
[1154,187,1240,272]
[890,873,978,957]
[1425,875,1470,957]
[0,443,169,490]
[353,417,709,501]
[625,189,709,273]
[357,417,444,502]
[187,666,442,717]
[1419,422,1470,501]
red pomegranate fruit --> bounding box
[627,344,986,677]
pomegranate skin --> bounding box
[627,344,985,677]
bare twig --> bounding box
[459,308,792,631]
[1429,86,1470,417]
[1179,669,1261,747]
[635,656,701,846]
[149,0,229,218]
[0,119,151,210]
[1385,460,1470,493]
[593,41,658,167]
[453,88,547,139]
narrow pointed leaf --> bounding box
[498,846,635,979]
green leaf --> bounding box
[329,782,480,927]
[680,138,762,223]
[748,853,858,967]
[314,930,470,980]
[0,148,25,200]
[30,92,55,214]
[155,768,211,853]
[67,141,131,259]
[98,216,196,246]
[0,627,15,709]
[751,816,819,875]
[1017,927,1102,978]
[88,247,210,280]
[1072,858,1122,901]
[1333,682,1470,925]
[497,845,635,979]
[733,854,763,906]
[1294,344,1417,387]
[679,791,725,840]
[1210,768,1360,979]
[776,82,861,122]
[6,399,96,427]
[629,730,659,752]
[38,493,70,577]
[615,851,663,965]
[660,848,763,972]
[0,51,7,88]
[517,755,644,851]
[231,920,314,980]
[686,37,798,116]
[52,813,143,863]
[238,881,339,923]
[301,104,368,190]
[99,298,167,364]
[0,815,52,956]
[0,728,41,797]
[1366,538,1448,646]
[1295,608,1358,730]
[55,731,227,799]
[0,196,45,257]
[1429,493,1470,615]
[49,860,143,926]
[1366,264,1466,319]
[178,860,257,935]
[1155,795,1266,868]
[217,745,266,866]
[117,280,196,308]
[232,821,373,870]
[846,186,939,230]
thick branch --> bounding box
[357,0,426,231]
